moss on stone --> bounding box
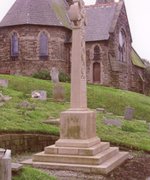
[51,1,71,29]
[131,48,145,69]
[67,117,80,139]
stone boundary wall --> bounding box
[0,134,58,154]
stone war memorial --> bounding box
[31,0,129,175]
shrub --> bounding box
[59,72,70,82]
[32,70,51,80]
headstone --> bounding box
[50,67,59,83]
[0,92,12,104]
[124,106,134,120]
[11,163,23,172]
[107,112,113,115]
[96,108,105,113]
[0,79,8,88]
[104,119,122,128]
[32,90,47,100]
[0,149,11,180]
[43,118,60,126]
[18,101,35,110]
[53,84,65,102]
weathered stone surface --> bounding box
[124,106,134,120]
[50,67,59,83]
[104,119,122,127]
[53,84,65,102]
[18,101,35,110]
[0,25,70,76]
[32,1,129,175]
[0,92,12,104]
[0,79,8,87]
[96,108,105,113]
[43,118,60,126]
[11,163,23,172]
[0,134,58,154]
[0,149,11,180]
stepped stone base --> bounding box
[30,110,129,175]
[32,141,129,174]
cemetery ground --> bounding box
[0,74,150,179]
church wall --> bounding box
[130,66,145,94]
[107,4,133,91]
[0,25,71,75]
[86,41,113,86]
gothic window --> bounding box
[11,32,19,57]
[39,32,48,57]
[93,45,100,60]
[118,29,126,62]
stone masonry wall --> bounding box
[107,3,133,91]
[0,25,71,75]
[86,41,111,86]
[0,133,58,154]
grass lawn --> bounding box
[96,113,150,151]
[13,166,56,180]
[0,75,150,151]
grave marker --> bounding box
[124,106,134,120]
[0,79,8,88]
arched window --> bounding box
[118,29,126,62]
[39,32,48,57]
[93,45,100,60]
[11,32,19,57]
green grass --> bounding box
[0,74,150,151]
[13,166,56,180]
[87,84,150,121]
[96,113,150,151]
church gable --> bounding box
[85,4,116,41]
[0,0,145,94]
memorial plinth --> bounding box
[31,0,129,175]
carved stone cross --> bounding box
[68,0,87,110]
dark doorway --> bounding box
[93,62,100,83]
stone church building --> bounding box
[0,0,146,93]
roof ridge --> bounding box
[86,2,116,8]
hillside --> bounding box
[0,75,150,151]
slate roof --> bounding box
[85,1,124,41]
[0,0,71,29]
[0,0,124,41]
[85,4,117,41]
[131,48,146,69]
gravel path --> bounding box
[12,151,150,180]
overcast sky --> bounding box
[0,0,150,61]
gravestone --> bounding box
[104,119,122,128]
[50,67,65,101]
[0,92,12,107]
[96,108,105,113]
[50,67,59,83]
[18,101,35,110]
[124,106,134,120]
[53,84,65,102]
[0,149,11,180]
[32,0,129,175]
[32,90,47,100]
[0,79,8,88]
